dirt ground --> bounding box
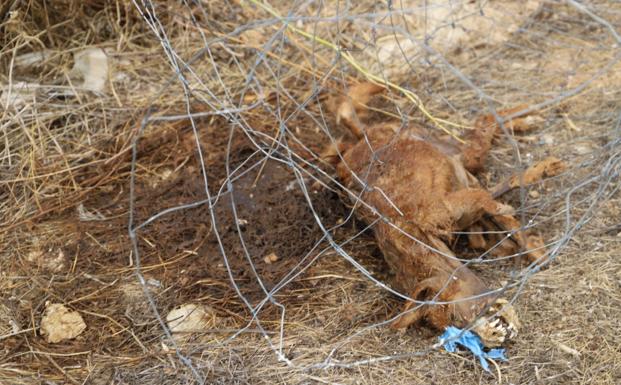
[1,1,620,384]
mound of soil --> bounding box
[121,124,351,313]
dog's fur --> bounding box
[329,83,564,343]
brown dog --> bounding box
[329,83,564,346]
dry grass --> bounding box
[1,1,620,384]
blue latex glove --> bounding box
[439,326,507,372]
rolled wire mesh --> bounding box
[126,0,621,379]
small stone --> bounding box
[40,303,86,343]
[26,248,67,272]
[166,304,215,341]
[71,48,108,93]
[529,190,540,199]
[264,252,279,264]
[574,144,592,155]
[160,168,173,180]
[540,134,555,145]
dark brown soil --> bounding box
[70,118,357,322]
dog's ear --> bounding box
[335,82,386,138]
[346,82,386,112]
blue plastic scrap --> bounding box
[439,326,507,372]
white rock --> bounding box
[25,248,67,273]
[14,50,54,67]
[77,203,108,221]
[72,48,109,93]
[367,0,542,79]
[540,134,555,145]
[166,304,214,338]
[263,252,279,264]
[0,82,39,108]
[40,303,86,343]
[574,144,593,155]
